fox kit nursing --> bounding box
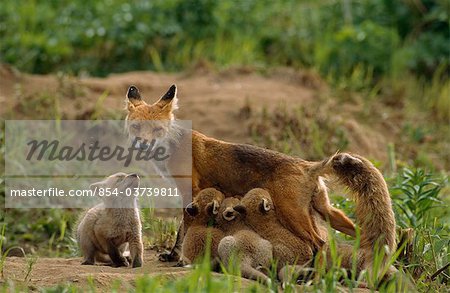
[125,85,355,261]
[76,172,144,268]
[216,197,273,284]
[181,188,225,266]
[237,189,313,276]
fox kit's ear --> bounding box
[185,202,199,217]
[89,182,102,191]
[233,204,247,216]
[157,84,178,111]
[259,198,271,213]
[127,85,143,108]
[206,200,220,216]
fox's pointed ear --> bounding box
[157,84,178,111]
[162,84,176,101]
[127,85,141,100]
[127,85,143,107]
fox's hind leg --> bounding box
[312,178,356,237]
[80,235,96,265]
[107,239,129,267]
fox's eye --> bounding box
[153,127,163,133]
[131,124,141,130]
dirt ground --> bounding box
[2,250,375,292]
[2,250,191,290]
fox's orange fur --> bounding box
[321,153,397,278]
[281,153,397,283]
[125,85,356,261]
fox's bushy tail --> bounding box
[323,153,397,281]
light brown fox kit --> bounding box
[125,85,356,261]
[237,188,313,279]
[181,188,225,266]
[76,172,144,268]
[216,197,273,284]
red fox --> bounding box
[125,84,356,261]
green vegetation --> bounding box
[1,0,448,77]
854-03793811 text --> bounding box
[5,120,192,209]
[8,187,180,197]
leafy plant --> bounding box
[391,168,446,229]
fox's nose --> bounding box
[128,173,139,178]
[225,211,234,218]
[127,85,141,99]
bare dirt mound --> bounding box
[0,64,392,163]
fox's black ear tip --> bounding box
[127,85,141,100]
[162,84,177,100]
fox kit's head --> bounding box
[238,188,275,222]
[90,172,140,208]
[215,197,246,228]
[185,188,224,224]
[126,85,178,149]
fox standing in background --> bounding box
[125,84,356,262]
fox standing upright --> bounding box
[125,84,356,261]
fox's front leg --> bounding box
[159,214,184,263]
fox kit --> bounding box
[125,85,356,261]
[216,197,273,284]
[181,188,225,266]
[76,172,144,268]
[237,189,313,278]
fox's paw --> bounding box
[312,237,326,252]
[112,257,129,268]
[158,250,180,262]
[132,256,143,268]
[81,259,95,265]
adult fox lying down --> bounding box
[125,84,356,261]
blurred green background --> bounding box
[1,0,448,79]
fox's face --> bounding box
[125,85,178,149]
